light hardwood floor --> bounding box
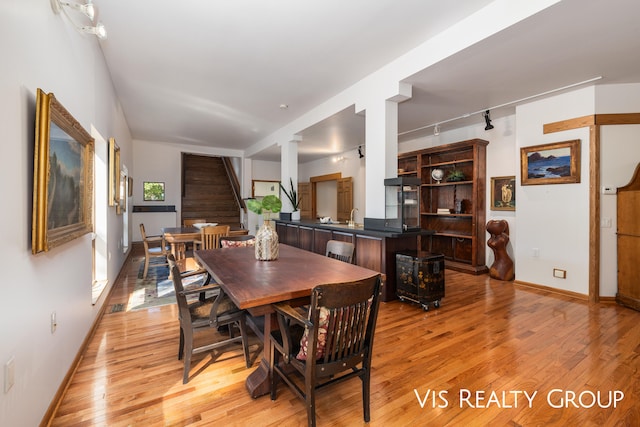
[50,251,640,426]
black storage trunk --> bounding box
[396,252,445,311]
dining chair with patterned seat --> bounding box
[220,234,256,248]
[139,223,170,279]
[269,274,383,427]
[167,254,252,384]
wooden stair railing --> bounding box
[222,157,246,213]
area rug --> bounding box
[127,258,209,311]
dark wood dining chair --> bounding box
[167,254,251,384]
[194,224,230,250]
[269,274,383,427]
[325,240,355,264]
[139,223,170,279]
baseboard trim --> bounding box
[41,250,135,427]
[514,280,589,301]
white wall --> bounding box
[0,1,132,425]
[300,147,367,223]
[131,140,244,240]
[516,88,594,295]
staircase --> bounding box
[181,154,242,227]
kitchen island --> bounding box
[274,219,432,301]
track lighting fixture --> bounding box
[483,110,494,131]
[358,145,364,159]
[51,0,107,40]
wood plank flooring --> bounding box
[50,251,640,426]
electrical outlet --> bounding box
[51,311,57,334]
[4,357,15,393]
[553,268,567,279]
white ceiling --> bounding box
[95,0,640,163]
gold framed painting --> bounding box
[490,176,516,211]
[520,139,581,185]
[108,137,120,207]
[32,89,94,254]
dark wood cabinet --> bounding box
[275,220,423,301]
[298,226,314,252]
[337,177,353,222]
[616,163,640,311]
[399,139,488,274]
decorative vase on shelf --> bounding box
[255,220,279,260]
[291,210,301,221]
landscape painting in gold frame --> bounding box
[108,137,120,207]
[32,89,94,254]
[520,139,580,186]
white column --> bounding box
[361,84,412,218]
[279,136,301,212]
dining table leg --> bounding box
[245,312,275,398]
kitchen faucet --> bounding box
[348,208,358,227]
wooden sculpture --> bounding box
[486,219,515,281]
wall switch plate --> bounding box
[4,357,15,393]
[601,217,612,228]
[553,268,567,279]
[51,311,57,334]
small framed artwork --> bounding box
[108,138,120,207]
[490,176,516,211]
[143,181,165,201]
[32,89,94,254]
[521,139,581,185]
[128,176,134,197]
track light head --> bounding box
[358,145,364,159]
[483,110,494,131]
[51,0,107,39]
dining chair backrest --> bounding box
[269,274,383,426]
[325,240,355,264]
[183,218,206,227]
[199,224,230,249]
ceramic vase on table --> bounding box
[291,210,301,221]
[255,220,279,260]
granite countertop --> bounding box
[274,219,432,238]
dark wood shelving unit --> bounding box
[398,139,489,274]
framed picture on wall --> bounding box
[520,139,581,185]
[32,89,94,254]
[108,138,120,207]
[490,176,516,211]
[143,181,165,201]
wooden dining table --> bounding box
[162,226,249,259]
[194,244,380,398]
